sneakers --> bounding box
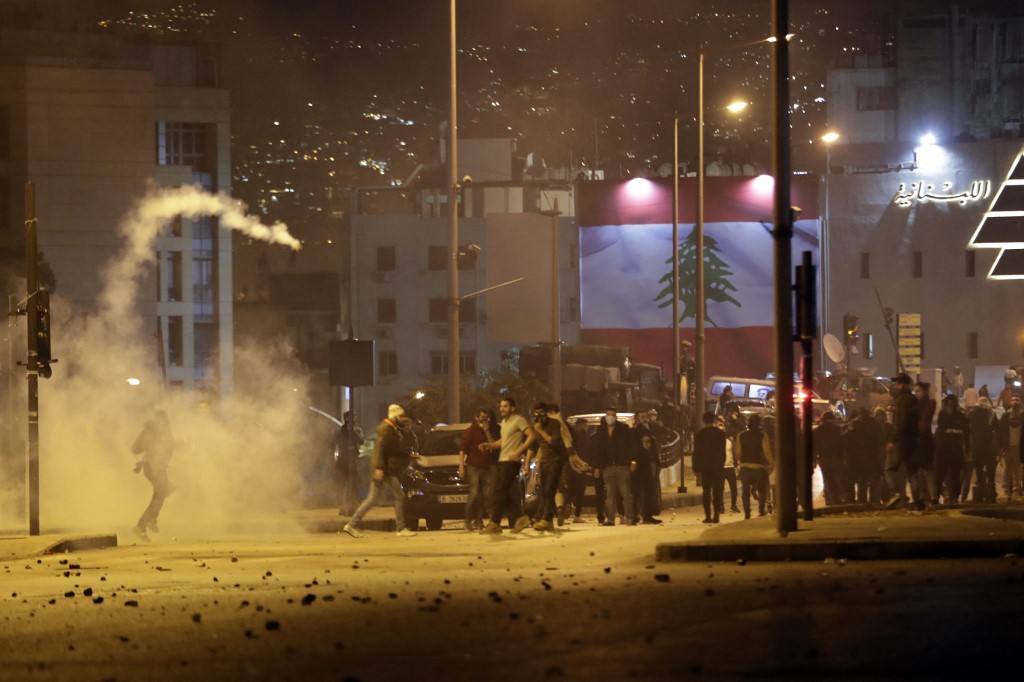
[396,528,417,537]
[702,517,714,524]
[730,506,741,513]
[884,494,902,510]
[133,526,150,543]
[511,515,531,534]
[643,517,663,525]
[572,516,584,524]
[532,519,553,532]
[342,523,365,538]
[480,521,502,535]
[600,521,615,527]
[556,506,566,527]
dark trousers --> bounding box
[566,467,588,516]
[489,461,525,525]
[740,467,769,516]
[700,470,724,520]
[971,450,997,503]
[934,452,965,504]
[535,457,565,522]
[630,462,658,521]
[592,474,607,522]
[820,459,845,505]
[335,455,358,515]
[137,467,174,530]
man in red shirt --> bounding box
[459,408,496,531]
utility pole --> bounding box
[446,0,461,424]
[772,0,798,535]
[25,182,40,536]
[540,198,562,407]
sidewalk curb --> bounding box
[40,533,119,556]
[656,537,1024,562]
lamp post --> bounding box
[446,0,460,424]
[819,131,838,369]
[694,37,774,423]
[540,199,563,408]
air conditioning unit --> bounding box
[372,271,393,284]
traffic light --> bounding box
[842,313,859,346]
[36,288,52,379]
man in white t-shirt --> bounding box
[480,397,536,534]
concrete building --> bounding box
[349,139,580,422]
[823,5,1024,389]
[0,30,233,392]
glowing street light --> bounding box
[126,377,141,386]
[726,101,750,113]
[820,131,840,144]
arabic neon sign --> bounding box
[893,180,992,207]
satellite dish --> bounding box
[823,333,845,364]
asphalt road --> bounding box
[2,509,1022,681]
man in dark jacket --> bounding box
[843,408,885,504]
[967,401,997,503]
[630,410,662,525]
[885,373,922,509]
[693,411,726,523]
[590,408,636,526]
[331,410,364,516]
[344,404,418,538]
[132,410,176,542]
[815,412,846,505]
[934,393,970,506]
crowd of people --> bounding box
[814,370,1022,510]
[334,399,671,537]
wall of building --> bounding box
[350,182,580,423]
[823,139,1023,387]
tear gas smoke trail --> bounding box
[27,185,330,533]
[100,184,300,322]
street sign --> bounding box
[897,313,921,375]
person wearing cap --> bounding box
[343,404,418,538]
[885,373,924,510]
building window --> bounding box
[156,122,213,172]
[561,297,579,323]
[428,245,477,270]
[376,246,396,271]
[430,351,476,376]
[912,251,923,278]
[965,250,976,278]
[194,322,217,376]
[429,297,475,322]
[167,316,184,367]
[165,251,183,301]
[378,298,397,324]
[378,350,398,377]
[968,332,979,360]
[859,252,870,279]
[856,86,896,111]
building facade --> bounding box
[823,2,1024,387]
[0,30,233,392]
[349,144,580,422]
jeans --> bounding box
[740,467,769,516]
[489,461,525,525]
[722,467,738,511]
[630,462,658,521]
[464,465,491,526]
[350,474,407,531]
[602,465,633,524]
[535,457,565,522]
[1004,445,1023,496]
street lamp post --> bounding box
[446,0,460,424]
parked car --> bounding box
[400,423,471,531]
[831,375,893,418]
[707,375,831,417]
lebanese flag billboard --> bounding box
[578,175,820,379]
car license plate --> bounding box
[438,494,468,504]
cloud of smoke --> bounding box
[3,185,334,536]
